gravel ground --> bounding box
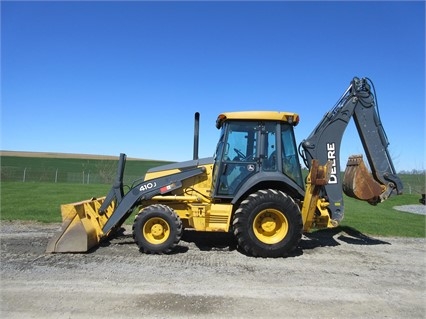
[1,219,425,319]
[393,204,426,215]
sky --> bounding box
[1,1,425,172]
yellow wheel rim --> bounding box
[253,209,288,244]
[143,217,170,244]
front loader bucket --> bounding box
[343,155,385,204]
[46,197,115,253]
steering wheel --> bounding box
[234,148,246,160]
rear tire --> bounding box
[133,204,182,254]
[232,189,302,257]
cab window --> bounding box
[281,124,303,187]
[217,121,258,196]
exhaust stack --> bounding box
[193,112,200,160]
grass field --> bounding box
[340,193,425,237]
[1,154,174,184]
[1,182,110,222]
[1,153,425,237]
[1,181,424,237]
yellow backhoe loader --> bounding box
[46,77,403,257]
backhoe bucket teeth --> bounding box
[343,155,384,204]
[46,197,115,253]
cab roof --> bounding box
[216,111,300,129]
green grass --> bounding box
[1,154,425,237]
[1,181,424,237]
[0,182,110,222]
[400,172,426,193]
[1,155,174,184]
[340,194,425,237]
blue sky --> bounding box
[1,1,425,172]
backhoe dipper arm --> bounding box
[351,87,403,198]
[300,77,403,222]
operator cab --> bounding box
[212,111,303,198]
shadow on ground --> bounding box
[297,226,390,253]
[182,230,237,252]
[96,225,390,257]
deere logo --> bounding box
[326,143,338,184]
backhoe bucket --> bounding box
[46,197,115,253]
[343,155,385,204]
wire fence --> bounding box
[1,166,140,185]
[2,165,424,195]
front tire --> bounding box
[232,189,302,257]
[133,204,182,254]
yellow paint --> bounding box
[142,217,170,244]
[217,111,300,128]
[46,197,115,253]
[301,160,336,232]
[252,208,289,244]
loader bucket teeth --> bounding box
[343,155,384,204]
[46,197,115,253]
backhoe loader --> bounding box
[46,77,403,257]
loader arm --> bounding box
[101,165,206,235]
[300,77,403,222]
[46,154,206,253]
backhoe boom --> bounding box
[300,77,402,222]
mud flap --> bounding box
[46,197,115,253]
[343,155,385,204]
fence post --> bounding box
[23,168,27,182]
[55,169,58,183]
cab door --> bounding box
[213,121,260,197]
